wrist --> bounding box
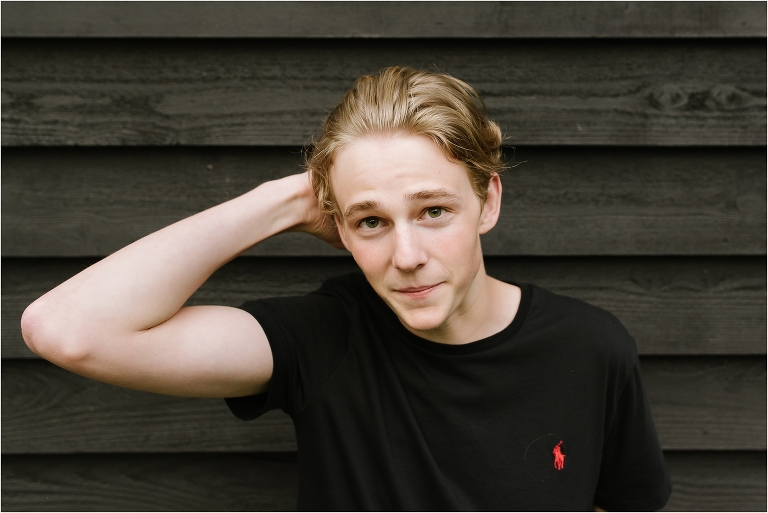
[253,173,316,232]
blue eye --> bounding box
[427,207,443,218]
[363,218,379,229]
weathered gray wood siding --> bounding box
[2,2,766,511]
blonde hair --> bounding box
[306,66,506,217]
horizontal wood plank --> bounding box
[1,453,298,511]
[3,2,765,38]
[662,451,767,512]
[4,256,764,357]
[641,357,766,452]
[2,358,764,453]
[2,451,766,511]
[1,359,297,454]
[2,39,765,146]
[3,147,765,257]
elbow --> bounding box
[21,300,46,357]
[21,300,91,365]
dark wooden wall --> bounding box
[2,2,766,511]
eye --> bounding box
[362,217,379,229]
[426,207,443,219]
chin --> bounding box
[395,305,449,333]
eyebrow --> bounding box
[343,199,384,220]
[342,188,462,220]
[404,188,462,203]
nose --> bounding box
[391,224,428,272]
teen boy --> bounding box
[22,67,672,510]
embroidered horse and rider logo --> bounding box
[524,434,567,481]
[552,440,566,470]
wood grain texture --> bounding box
[2,39,765,147]
[662,451,767,512]
[2,451,766,512]
[1,453,299,511]
[641,356,766,452]
[3,146,765,257]
[4,256,764,358]
[3,2,765,38]
[2,358,764,454]
[1,360,297,454]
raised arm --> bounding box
[20,172,339,398]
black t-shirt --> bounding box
[226,273,672,511]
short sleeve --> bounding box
[593,358,673,511]
[225,288,350,420]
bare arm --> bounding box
[21,172,339,398]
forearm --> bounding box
[22,174,309,358]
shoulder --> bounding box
[316,272,369,297]
[235,274,367,339]
[524,283,638,367]
[310,272,375,310]
[240,273,366,314]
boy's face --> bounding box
[331,134,501,337]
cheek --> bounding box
[431,221,482,269]
[348,240,390,277]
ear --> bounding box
[478,174,502,235]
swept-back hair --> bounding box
[306,66,506,217]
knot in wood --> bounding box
[648,84,688,111]
[705,85,749,111]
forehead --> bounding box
[330,134,473,210]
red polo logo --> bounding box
[524,434,566,481]
[552,440,565,470]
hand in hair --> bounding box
[285,172,347,250]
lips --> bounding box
[394,283,441,298]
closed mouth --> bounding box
[394,283,441,298]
